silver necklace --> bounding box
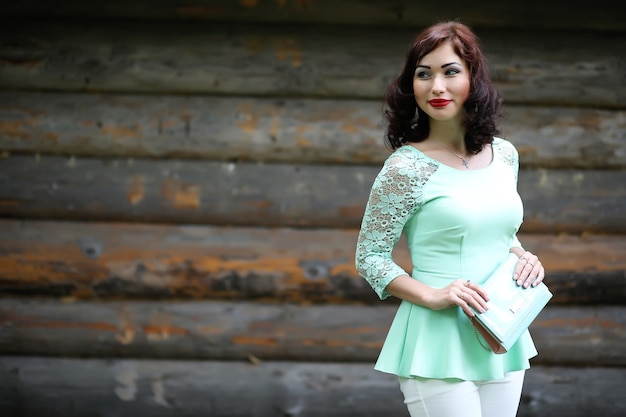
[433,141,470,169]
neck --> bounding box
[427,124,467,154]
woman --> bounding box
[355,21,545,417]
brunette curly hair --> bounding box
[384,21,502,152]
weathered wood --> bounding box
[0,155,624,233]
[0,0,623,32]
[0,357,624,417]
[0,356,408,417]
[1,20,624,108]
[517,169,626,234]
[0,298,624,366]
[1,92,624,169]
[0,220,624,304]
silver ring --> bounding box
[466,279,471,287]
[520,257,528,262]
[460,293,465,301]
[528,262,535,267]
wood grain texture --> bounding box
[0,155,624,233]
[1,92,624,169]
[0,357,625,417]
[0,5,622,416]
[0,220,624,304]
[0,0,623,31]
[0,20,624,107]
[0,299,624,366]
[0,355,409,417]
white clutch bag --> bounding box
[470,253,553,353]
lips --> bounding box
[429,99,451,108]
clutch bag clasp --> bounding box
[508,294,526,314]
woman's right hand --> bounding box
[428,279,489,317]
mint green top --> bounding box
[355,138,537,381]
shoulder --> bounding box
[384,145,439,170]
[492,137,518,156]
[492,137,519,164]
[374,146,439,187]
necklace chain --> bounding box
[432,141,470,169]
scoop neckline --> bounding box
[404,142,496,173]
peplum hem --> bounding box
[373,300,538,381]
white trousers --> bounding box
[398,370,525,417]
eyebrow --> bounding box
[415,62,461,69]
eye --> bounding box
[414,70,431,79]
[445,68,461,76]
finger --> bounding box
[517,262,534,286]
[459,294,477,318]
[459,289,488,315]
[515,253,539,285]
[528,267,546,287]
[513,257,529,280]
[457,292,472,316]
[514,252,535,277]
[468,283,490,302]
[469,290,489,312]
[521,260,543,288]
[462,306,476,318]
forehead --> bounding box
[417,41,465,67]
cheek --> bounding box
[459,79,471,100]
[413,80,426,101]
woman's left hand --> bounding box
[513,251,545,288]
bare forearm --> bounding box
[384,273,489,317]
[385,274,436,308]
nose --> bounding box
[432,74,446,94]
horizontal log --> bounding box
[0,357,625,417]
[0,220,624,304]
[0,0,623,32]
[0,298,624,366]
[4,356,407,417]
[1,92,624,169]
[518,169,626,234]
[0,155,624,233]
[0,20,624,107]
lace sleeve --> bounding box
[493,137,519,182]
[355,148,437,300]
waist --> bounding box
[412,256,508,287]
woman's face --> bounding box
[413,41,471,124]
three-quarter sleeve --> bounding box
[355,149,435,299]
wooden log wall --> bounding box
[0,1,625,416]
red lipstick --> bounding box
[429,99,451,108]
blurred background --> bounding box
[0,1,624,416]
